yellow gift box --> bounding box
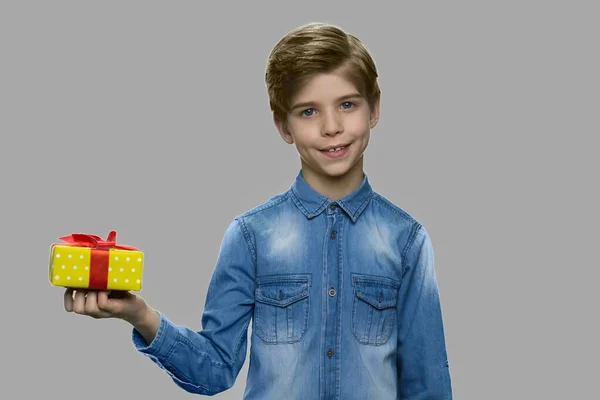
[49,231,144,291]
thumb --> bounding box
[97,291,115,311]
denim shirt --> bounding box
[132,170,453,399]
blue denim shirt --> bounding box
[132,170,453,399]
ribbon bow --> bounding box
[58,231,139,251]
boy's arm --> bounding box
[397,224,453,399]
[130,217,256,396]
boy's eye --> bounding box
[300,102,356,117]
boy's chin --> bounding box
[319,165,354,178]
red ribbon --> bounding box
[54,231,139,290]
[57,231,139,251]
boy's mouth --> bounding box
[319,142,351,158]
[320,142,350,153]
[323,146,345,153]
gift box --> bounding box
[49,231,144,291]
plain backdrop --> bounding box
[1,1,598,399]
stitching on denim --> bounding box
[349,190,375,221]
[236,216,257,270]
[372,193,417,223]
[254,301,265,342]
[292,192,329,218]
[401,222,423,279]
[353,296,396,345]
[352,273,401,287]
[239,191,292,218]
[336,216,344,380]
[290,190,311,215]
[253,274,311,344]
[352,289,358,340]
[300,290,309,341]
[351,273,398,346]
[254,291,309,344]
[320,212,329,364]
[256,290,308,307]
[256,274,311,284]
[400,224,428,338]
[231,317,251,368]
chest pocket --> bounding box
[254,274,311,344]
[351,273,400,346]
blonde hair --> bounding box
[265,22,381,125]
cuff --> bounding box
[131,310,177,360]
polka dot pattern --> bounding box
[49,245,90,288]
[107,249,143,291]
[49,245,144,291]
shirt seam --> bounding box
[401,221,423,277]
[235,216,257,269]
[239,191,292,219]
[400,222,425,337]
[372,193,417,223]
[291,188,329,217]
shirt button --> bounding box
[327,348,334,358]
[329,203,337,210]
[330,230,337,239]
[328,287,336,296]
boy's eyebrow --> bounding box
[291,93,363,110]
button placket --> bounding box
[324,208,339,369]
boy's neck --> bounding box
[300,158,365,201]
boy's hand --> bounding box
[64,288,148,324]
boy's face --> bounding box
[275,70,380,182]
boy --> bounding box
[63,22,453,399]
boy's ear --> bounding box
[274,114,294,144]
[369,92,381,129]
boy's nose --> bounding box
[322,112,343,136]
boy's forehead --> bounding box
[292,72,361,103]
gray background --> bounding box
[1,1,597,399]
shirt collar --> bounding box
[290,169,374,223]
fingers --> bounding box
[72,289,88,314]
[97,291,111,312]
[84,291,99,314]
[64,288,74,312]
[70,290,107,318]
[63,289,123,319]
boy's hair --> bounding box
[265,22,381,126]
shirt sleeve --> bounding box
[131,217,256,396]
[397,224,453,399]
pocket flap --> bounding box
[354,276,400,310]
[255,277,309,307]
